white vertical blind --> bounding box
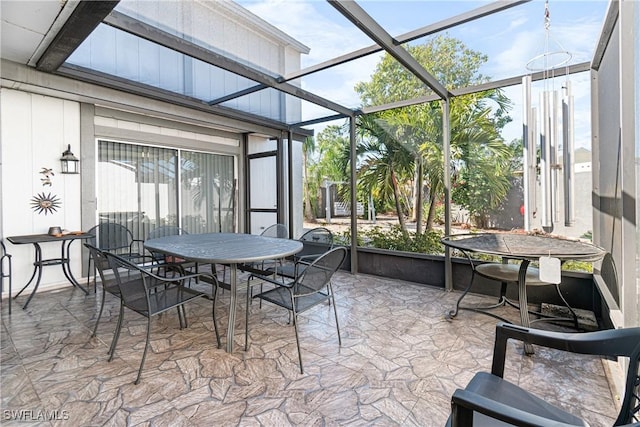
[97,140,235,238]
[180,151,235,233]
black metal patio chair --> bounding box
[249,246,347,373]
[261,223,289,239]
[447,322,640,426]
[239,223,291,306]
[146,225,197,275]
[104,252,220,384]
[269,226,334,279]
[86,222,149,291]
[84,243,121,347]
[1,241,12,314]
[239,223,290,275]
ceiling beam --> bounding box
[292,113,349,127]
[361,94,441,115]
[208,84,267,105]
[591,0,619,71]
[328,0,451,100]
[451,61,591,96]
[285,0,530,82]
[36,1,120,72]
[58,64,297,132]
[361,61,592,114]
[104,10,354,117]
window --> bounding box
[97,140,235,239]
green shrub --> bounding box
[338,227,595,273]
[341,225,444,254]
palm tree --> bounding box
[353,35,515,233]
[357,114,415,234]
[302,136,316,221]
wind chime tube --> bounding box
[563,81,575,226]
[531,106,538,223]
[522,76,532,231]
[540,91,552,228]
[552,90,561,223]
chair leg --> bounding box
[177,306,187,329]
[292,311,304,374]
[289,293,304,374]
[329,284,341,346]
[3,259,12,315]
[245,279,251,351]
[108,302,124,361]
[134,317,152,385]
[87,256,97,293]
[183,305,188,328]
[212,283,221,348]
[451,401,474,427]
[8,262,11,315]
[91,287,107,337]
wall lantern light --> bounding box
[60,144,79,174]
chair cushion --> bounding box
[461,372,587,427]
[165,255,186,264]
[475,263,548,285]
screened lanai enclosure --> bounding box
[0,0,638,335]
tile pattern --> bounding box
[1,271,620,426]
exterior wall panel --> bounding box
[1,89,83,290]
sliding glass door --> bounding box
[180,151,235,233]
[97,140,235,239]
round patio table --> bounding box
[145,232,303,353]
[442,233,606,354]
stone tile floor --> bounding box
[1,271,620,426]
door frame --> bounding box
[244,136,284,234]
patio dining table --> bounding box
[443,233,606,353]
[144,232,303,353]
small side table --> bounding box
[7,232,93,310]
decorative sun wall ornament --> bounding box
[39,167,54,186]
[30,192,61,215]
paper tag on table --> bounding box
[539,256,561,284]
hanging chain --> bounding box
[544,0,550,31]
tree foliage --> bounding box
[302,34,519,246]
[353,34,514,232]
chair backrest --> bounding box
[596,252,620,307]
[300,227,333,244]
[261,223,288,239]
[88,223,134,252]
[297,227,334,259]
[147,226,187,240]
[104,252,149,307]
[0,240,11,278]
[295,246,346,296]
[84,243,112,285]
[618,339,640,425]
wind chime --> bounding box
[522,0,575,232]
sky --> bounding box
[237,0,610,148]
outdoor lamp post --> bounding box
[60,144,79,174]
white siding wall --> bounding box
[1,88,83,290]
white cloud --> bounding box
[240,0,384,122]
[238,0,607,147]
[241,0,372,65]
